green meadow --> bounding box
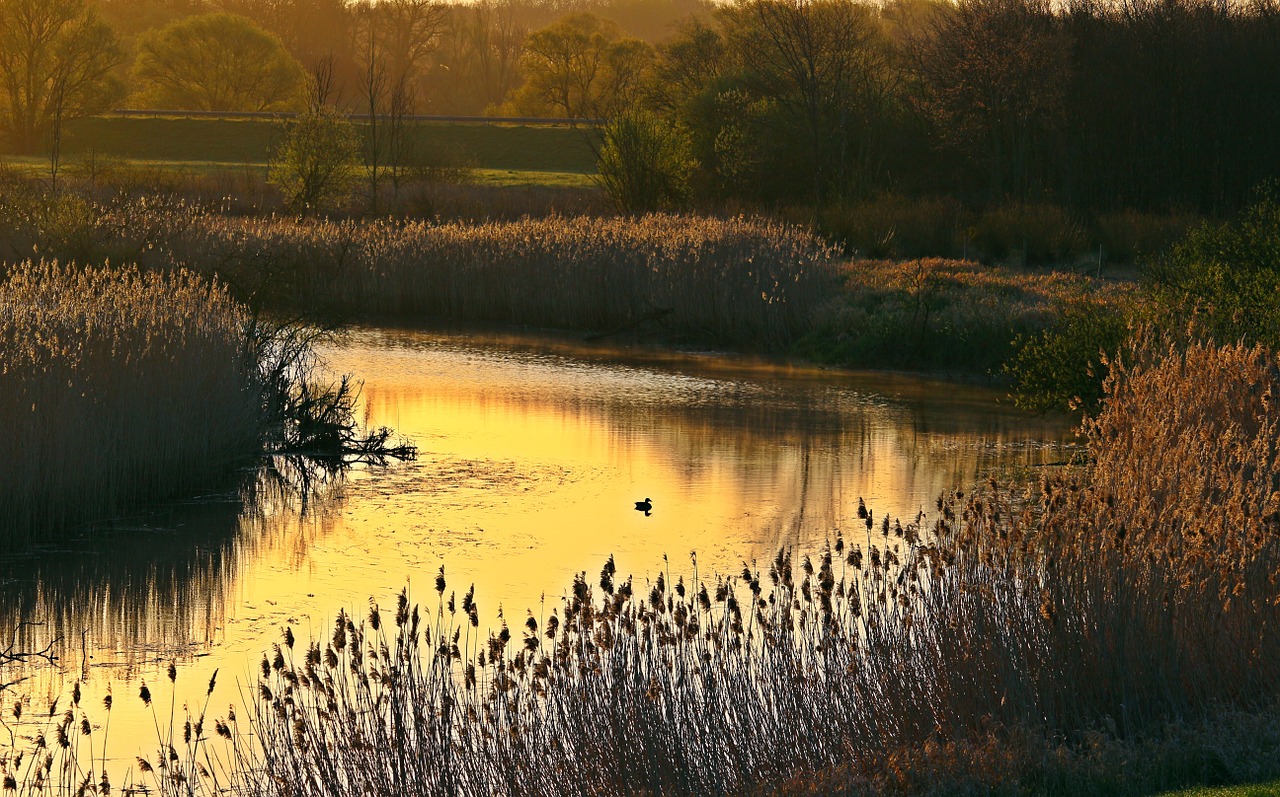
[6,115,598,178]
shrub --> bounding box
[1004,294,1132,413]
[816,194,970,259]
[800,258,1121,373]
[1095,208,1199,264]
[973,203,1086,265]
[596,111,694,213]
[270,108,360,214]
[1146,193,1280,348]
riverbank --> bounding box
[0,189,1129,387]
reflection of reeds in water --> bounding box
[0,462,346,676]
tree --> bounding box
[907,0,1070,203]
[508,12,655,119]
[721,0,898,204]
[649,18,727,116]
[0,0,124,154]
[374,0,448,89]
[132,13,306,111]
[271,110,360,214]
[352,0,445,213]
[428,1,527,114]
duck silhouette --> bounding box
[634,498,653,516]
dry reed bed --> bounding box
[0,192,1122,372]
[152,212,841,349]
[0,262,261,545]
[0,197,838,349]
[244,338,1280,794]
[8,338,1277,797]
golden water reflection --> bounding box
[0,327,1073,761]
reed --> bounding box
[2,191,1122,372]
[0,192,841,349]
[0,262,262,546]
[7,335,1272,796]
[237,337,1280,795]
[121,208,842,350]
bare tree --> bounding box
[386,71,417,200]
[470,0,527,111]
[354,5,390,213]
[906,0,1070,202]
[352,0,444,213]
[379,0,448,88]
[308,52,341,112]
[725,0,897,205]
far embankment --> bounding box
[29,114,597,180]
[0,190,1128,383]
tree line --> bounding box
[2,0,1277,216]
[605,0,1280,215]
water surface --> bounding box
[0,327,1074,760]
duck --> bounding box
[634,498,653,516]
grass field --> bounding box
[1160,784,1280,797]
[18,116,599,175]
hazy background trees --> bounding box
[503,12,653,118]
[3,0,1279,222]
[0,0,123,154]
[132,13,306,110]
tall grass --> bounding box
[0,262,261,545]
[0,190,841,349]
[1,189,1131,373]
[7,336,1272,796]
[240,337,1280,795]
[0,259,412,547]
[136,210,842,349]
[801,258,1132,373]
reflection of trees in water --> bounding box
[361,368,1071,558]
[0,460,345,676]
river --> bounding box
[0,326,1074,765]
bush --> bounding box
[596,111,694,213]
[1004,294,1132,413]
[1095,208,1199,264]
[799,258,1120,373]
[270,109,360,214]
[973,203,1086,265]
[816,194,970,259]
[1146,193,1280,347]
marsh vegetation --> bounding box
[2,335,1278,796]
[0,255,414,548]
[2,0,1279,788]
